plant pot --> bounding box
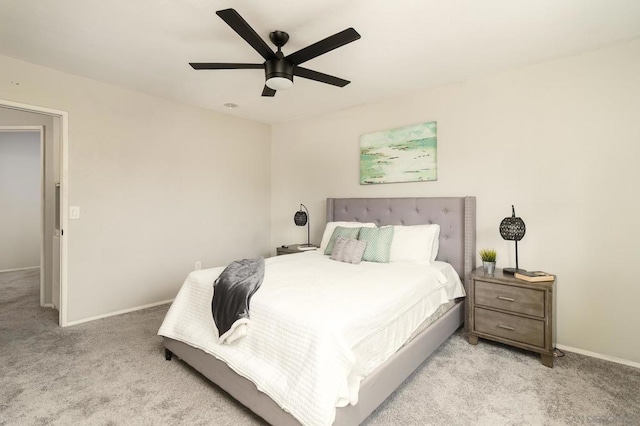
[483,261,496,275]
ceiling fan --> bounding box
[189,9,361,97]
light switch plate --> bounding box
[70,206,80,219]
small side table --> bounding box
[276,244,318,256]
[467,267,556,367]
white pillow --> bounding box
[319,221,376,253]
[389,224,440,263]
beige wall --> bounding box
[0,131,41,270]
[271,39,640,364]
[0,54,271,323]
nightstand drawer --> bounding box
[475,280,544,317]
[474,307,544,347]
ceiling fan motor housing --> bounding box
[265,59,294,87]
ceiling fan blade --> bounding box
[286,28,361,65]
[190,63,263,70]
[294,67,350,87]
[216,9,276,61]
[262,86,276,97]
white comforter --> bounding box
[158,251,465,426]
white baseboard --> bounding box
[41,303,55,308]
[65,298,174,327]
[0,265,40,273]
[556,344,640,370]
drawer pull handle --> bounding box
[497,324,515,331]
[497,296,515,302]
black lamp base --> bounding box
[503,267,527,275]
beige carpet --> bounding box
[1,269,639,425]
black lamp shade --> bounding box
[294,210,308,226]
[499,215,526,241]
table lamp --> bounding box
[499,205,526,275]
[294,204,312,247]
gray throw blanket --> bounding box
[211,257,265,344]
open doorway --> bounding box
[0,128,45,302]
[0,99,69,326]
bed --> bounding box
[160,196,476,426]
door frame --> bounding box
[0,126,46,305]
[0,99,69,326]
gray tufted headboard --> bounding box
[326,197,476,285]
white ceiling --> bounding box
[2,0,640,124]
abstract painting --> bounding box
[360,121,437,184]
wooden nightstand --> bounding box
[467,268,556,367]
[276,244,318,256]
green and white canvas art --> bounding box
[360,121,437,184]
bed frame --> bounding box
[164,196,476,425]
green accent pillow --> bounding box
[358,226,394,263]
[324,226,361,255]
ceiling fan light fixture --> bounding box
[265,76,293,90]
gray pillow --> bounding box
[330,237,367,264]
[324,226,361,255]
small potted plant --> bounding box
[479,248,497,275]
